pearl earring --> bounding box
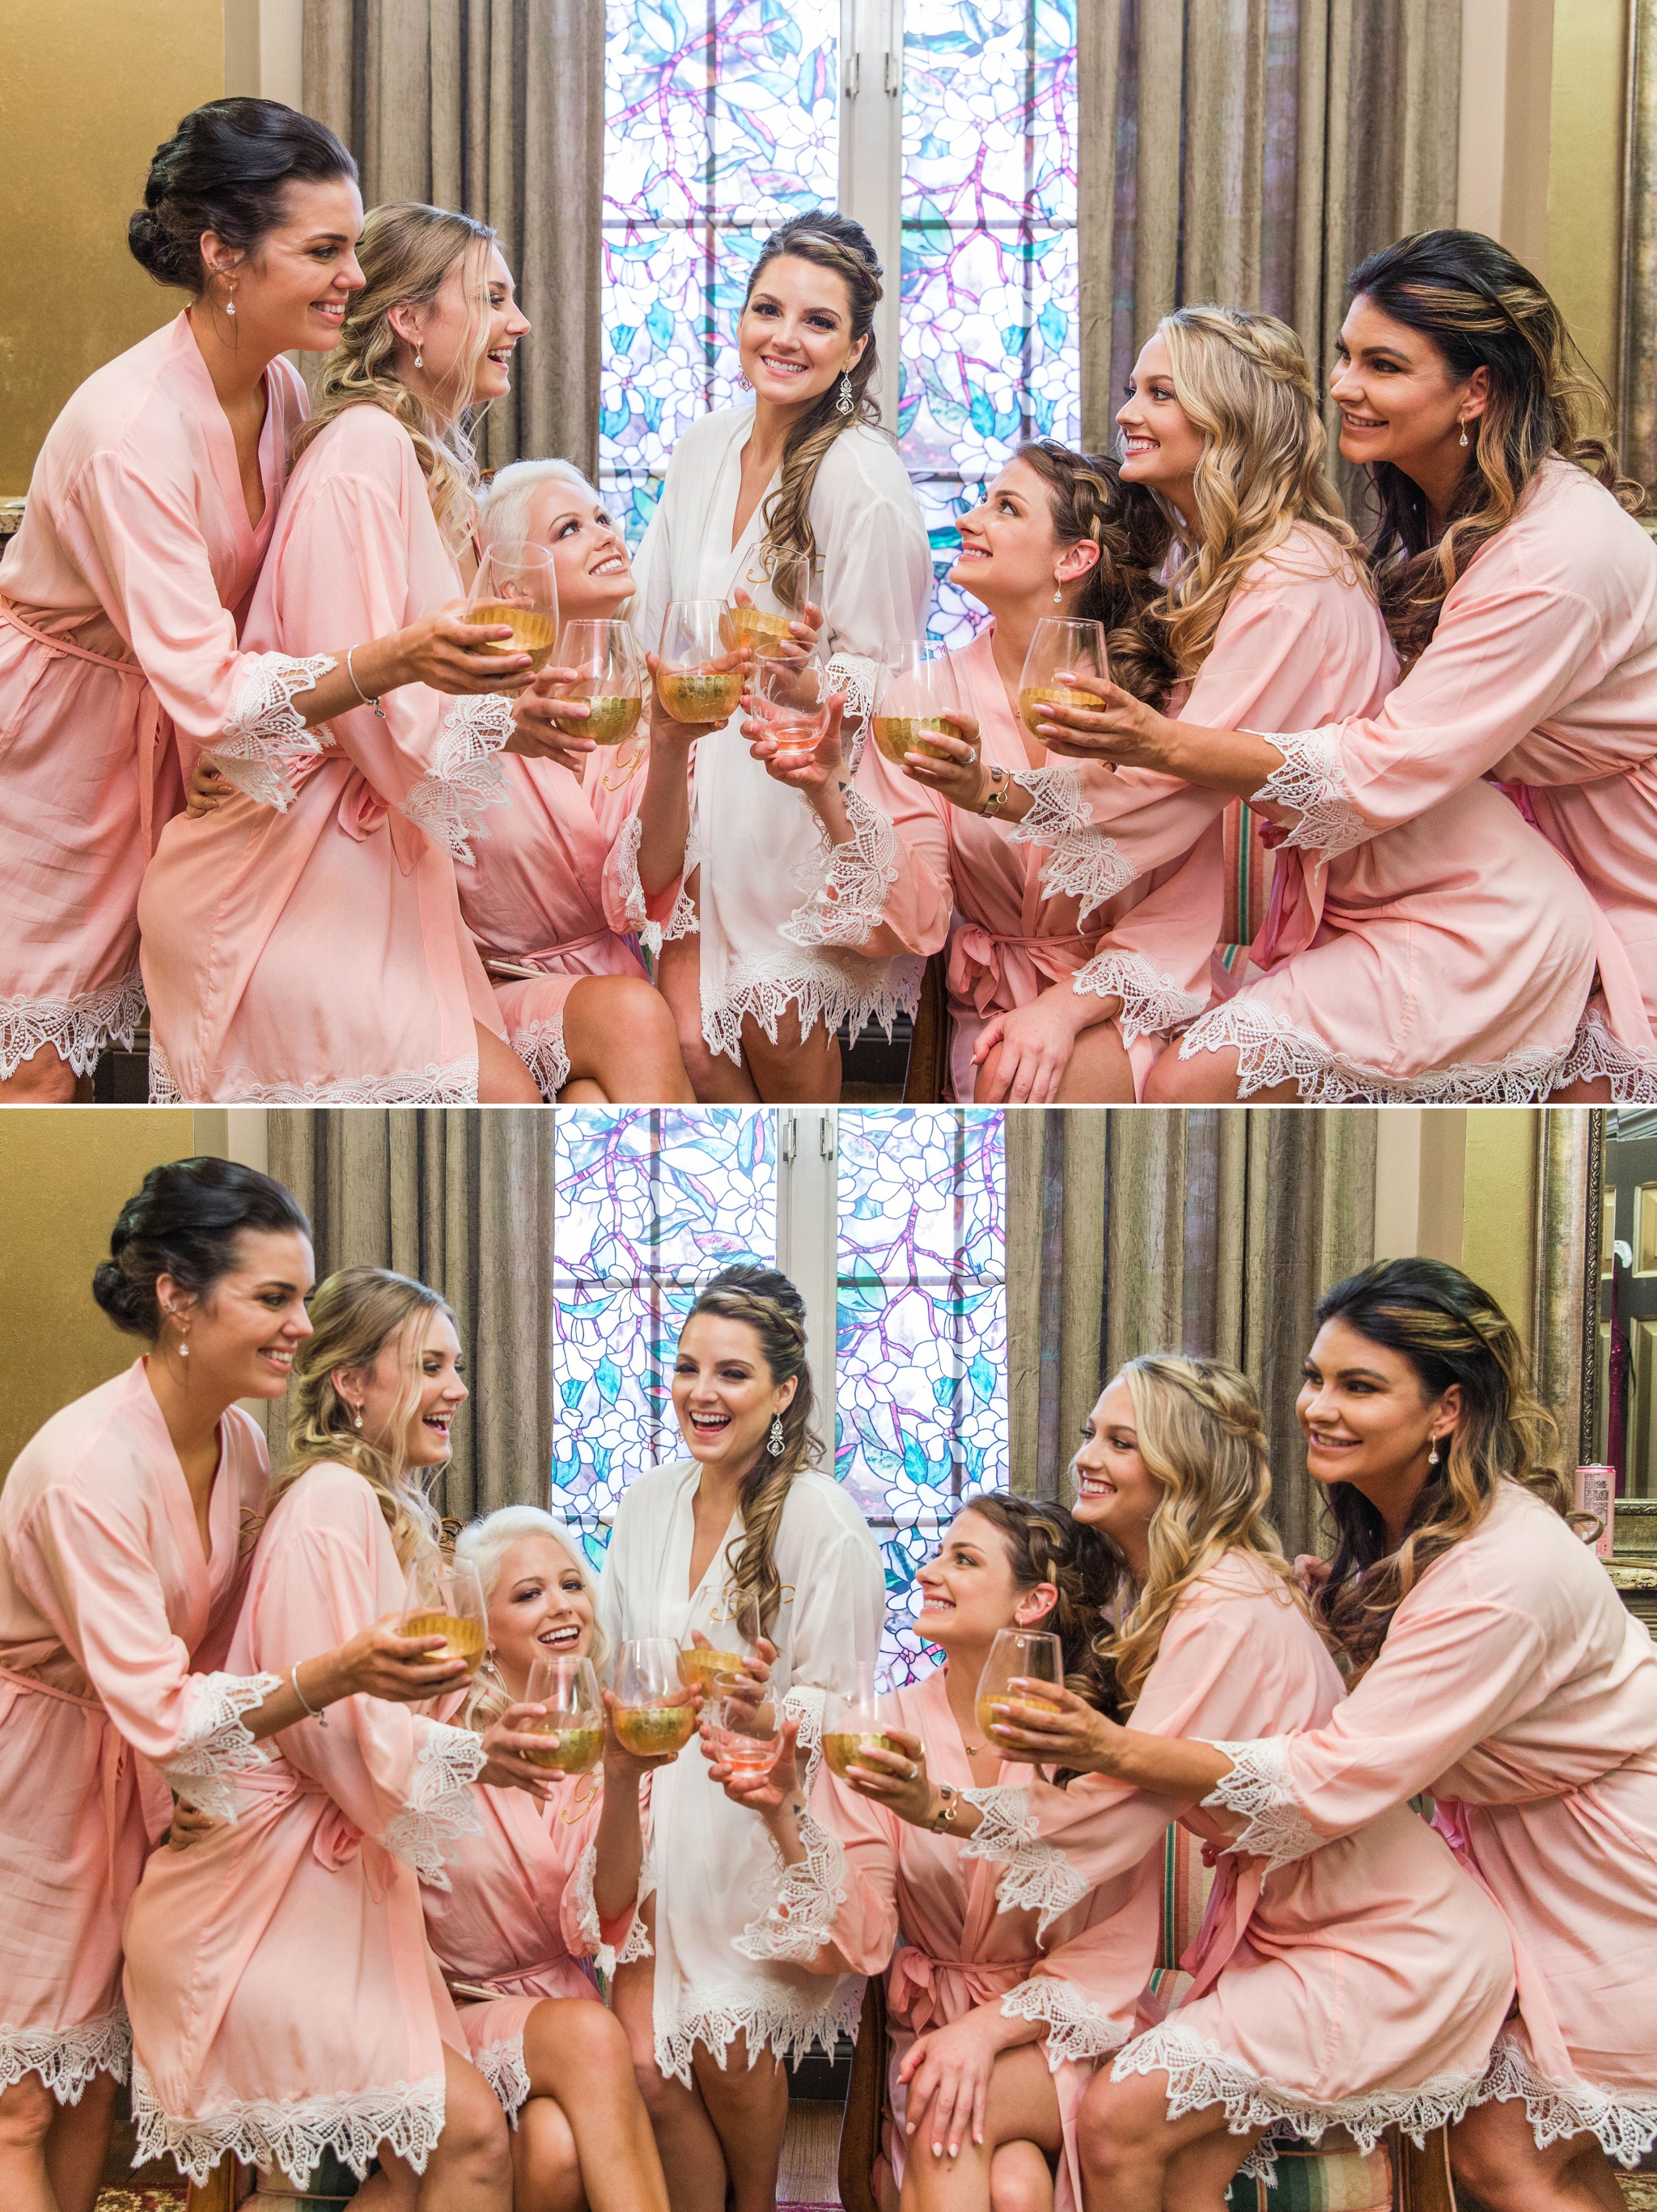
[768,1415,785,1456]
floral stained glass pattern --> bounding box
[836,1110,1007,1683]
[551,1109,778,1565]
[600,1,840,543]
[900,2,1079,646]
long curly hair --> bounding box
[740,210,887,607]
[1006,441,1178,706]
[1345,229,1645,667]
[1309,1257,1568,1679]
[275,1266,455,1566]
[290,201,497,551]
[954,1492,1117,1699]
[1073,1355,1304,1714]
[680,1262,824,1638]
[1148,305,1369,678]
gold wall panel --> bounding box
[0,2,223,489]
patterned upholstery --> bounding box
[1218,796,1278,969]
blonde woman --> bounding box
[140,201,583,1104]
[123,1268,553,2204]
[597,1263,884,2212]
[632,208,932,1103]
[897,1357,1515,2208]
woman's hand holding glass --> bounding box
[336,1612,477,1703]
[1031,672,1180,773]
[976,1679,1127,1773]
[702,1709,803,1816]
[894,713,990,809]
[504,667,598,771]
[393,603,537,696]
[836,1722,940,1829]
[477,1702,561,1799]
[643,651,745,748]
[742,665,846,794]
[603,1684,700,1782]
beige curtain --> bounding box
[1621,2,1657,489]
[265,1108,558,1520]
[1528,1105,1604,1468]
[1078,2,1461,489]
[302,0,606,477]
[1006,1107,1377,1557]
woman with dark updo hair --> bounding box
[0,98,541,1103]
[0,1160,473,2212]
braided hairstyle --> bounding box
[682,1263,824,1637]
[1074,1354,1303,1713]
[1309,1258,1566,1679]
[955,1493,1117,1704]
[1010,440,1178,706]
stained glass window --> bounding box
[600,2,841,543]
[901,1,1081,646]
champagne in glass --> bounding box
[523,1654,604,1774]
[678,1595,762,1690]
[748,652,833,765]
[821,1663,897,1778]
[551,618,644,747]
[467,541,561,675]
[709,1669,781,1775]
[656,600,746,724]
[870,642,965,765]
[400,1555,489,1670]
[725,553,823,659]
[974,1629,1063,1758]
[614,1638,697,1757]
[1017,618,1108,739]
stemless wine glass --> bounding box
[550,617,645,747]
[467,541,560,675]
[974,1629,1063,1760]
[709,1669,782,1776]
[655,600,746,725]
[400,1555,489,1670]
[747,652,834,765]
[725,552,824,660]
[677,1595,763,1692]
[523,1653,604,1774]
[613,1637,697,1759]
[870,641,965,766]
[821,1661,897,1778]
[1017,617,1108,739]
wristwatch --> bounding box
[930,1781,961,1831]
[980,765,1010,817]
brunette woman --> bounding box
[1032,1260,1657,2212]
[713,1496,1162,2212]
[0,1167,466,2212]
[633,210,932,1103]
[597,1263,884,2212]
[0,102,532,1100]
[123,1268,553,2204]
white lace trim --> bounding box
[1001,1976,1127,2071]
[398,694,514,865]
[1476,2034,1657,2168]
[1179,995,1574,1105]
[131,2057,446,2188]
[155,1672,284,1823]
[824,651,879,731]
[782,785,902,952]
[511,1016,570,1102]
[1558,1004,1657,1104]
[0,2005,130,2103]
[661,884,699,943]
[1201,1740,1323,1874]
[1249,731,1369,859]
[1006,768,1138,922]
[615,1899,653,1966]
[1070,951,1208,1042]
[612,807,651,934]
[472,2028,532,2125]
[735,1808,849,1965]
[653,1976,865,2091]
[1112,2022,1485,2157]
[0,972,147,1082]
[701,952,922,1064]
[379,1722,486,1887]
[148,1041,478,1107]
[568,1837,641,1979]
[959,1786,1091,1941]
[208,651,335,811]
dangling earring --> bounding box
[1053,579,1063,603]
[739,372,752,392]
[353,1405,363,1431]
[414,348,424,371]
[768,1415,785,1456]
[1427,1439,1440,1465]
[836,371,854,416]
[1458,419,1468,448]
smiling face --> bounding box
[337,1307,468,1468]
[913,1507,1056,1654]
[1070,1377,1163,1570]
[737,253,866,413]
[948,456,1099,618]
[672,1311,795,1477]
[201,175,366,358]
[1329,295,1488,477]
[155,1228,316,1403]
[1116,334,1206,519]
[485,1532,595,1697]
[526,477,634,621]
[1297,1316,1460,1496]
[392,242,528,415]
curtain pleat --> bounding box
[1530,1108,1600,1468]
[265,1107,557,1522]
[1621,2,1657,488]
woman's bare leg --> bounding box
[43,2072,117,2212]
[741,1006,841,1104]
[689,2028,790,2212]
[0,1047,78,1103]
[610,1930,729,2212]
[560,977,695,1103]
[476,1023,544,1104]
[513,2094,585,2212]
[656,915,760,1104]
[0,2073,74,2212]
[518,1998,670,2212]
[899,2044,1062,2212]
[988,2140,1054,2212]
[1143,1039,1304,1105]
[558,1078,608,1104]
[1450,2097,1626,2212]
[1076,2067,1259,2212]
[355,2045,514,2212]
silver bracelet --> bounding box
[290,1662,329,1727]
[345,643,387,720]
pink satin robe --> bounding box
[137,403,518,1104]
[965,1556,1515,2177]
[739,1666,1166,2212]
[1237,460,1657,1097]
[420,1769,643,2117]
[122,1461,489,2188]
[0,1361,275,2104]
[1203,1485,1657,2167]
[0,311,315,1078]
